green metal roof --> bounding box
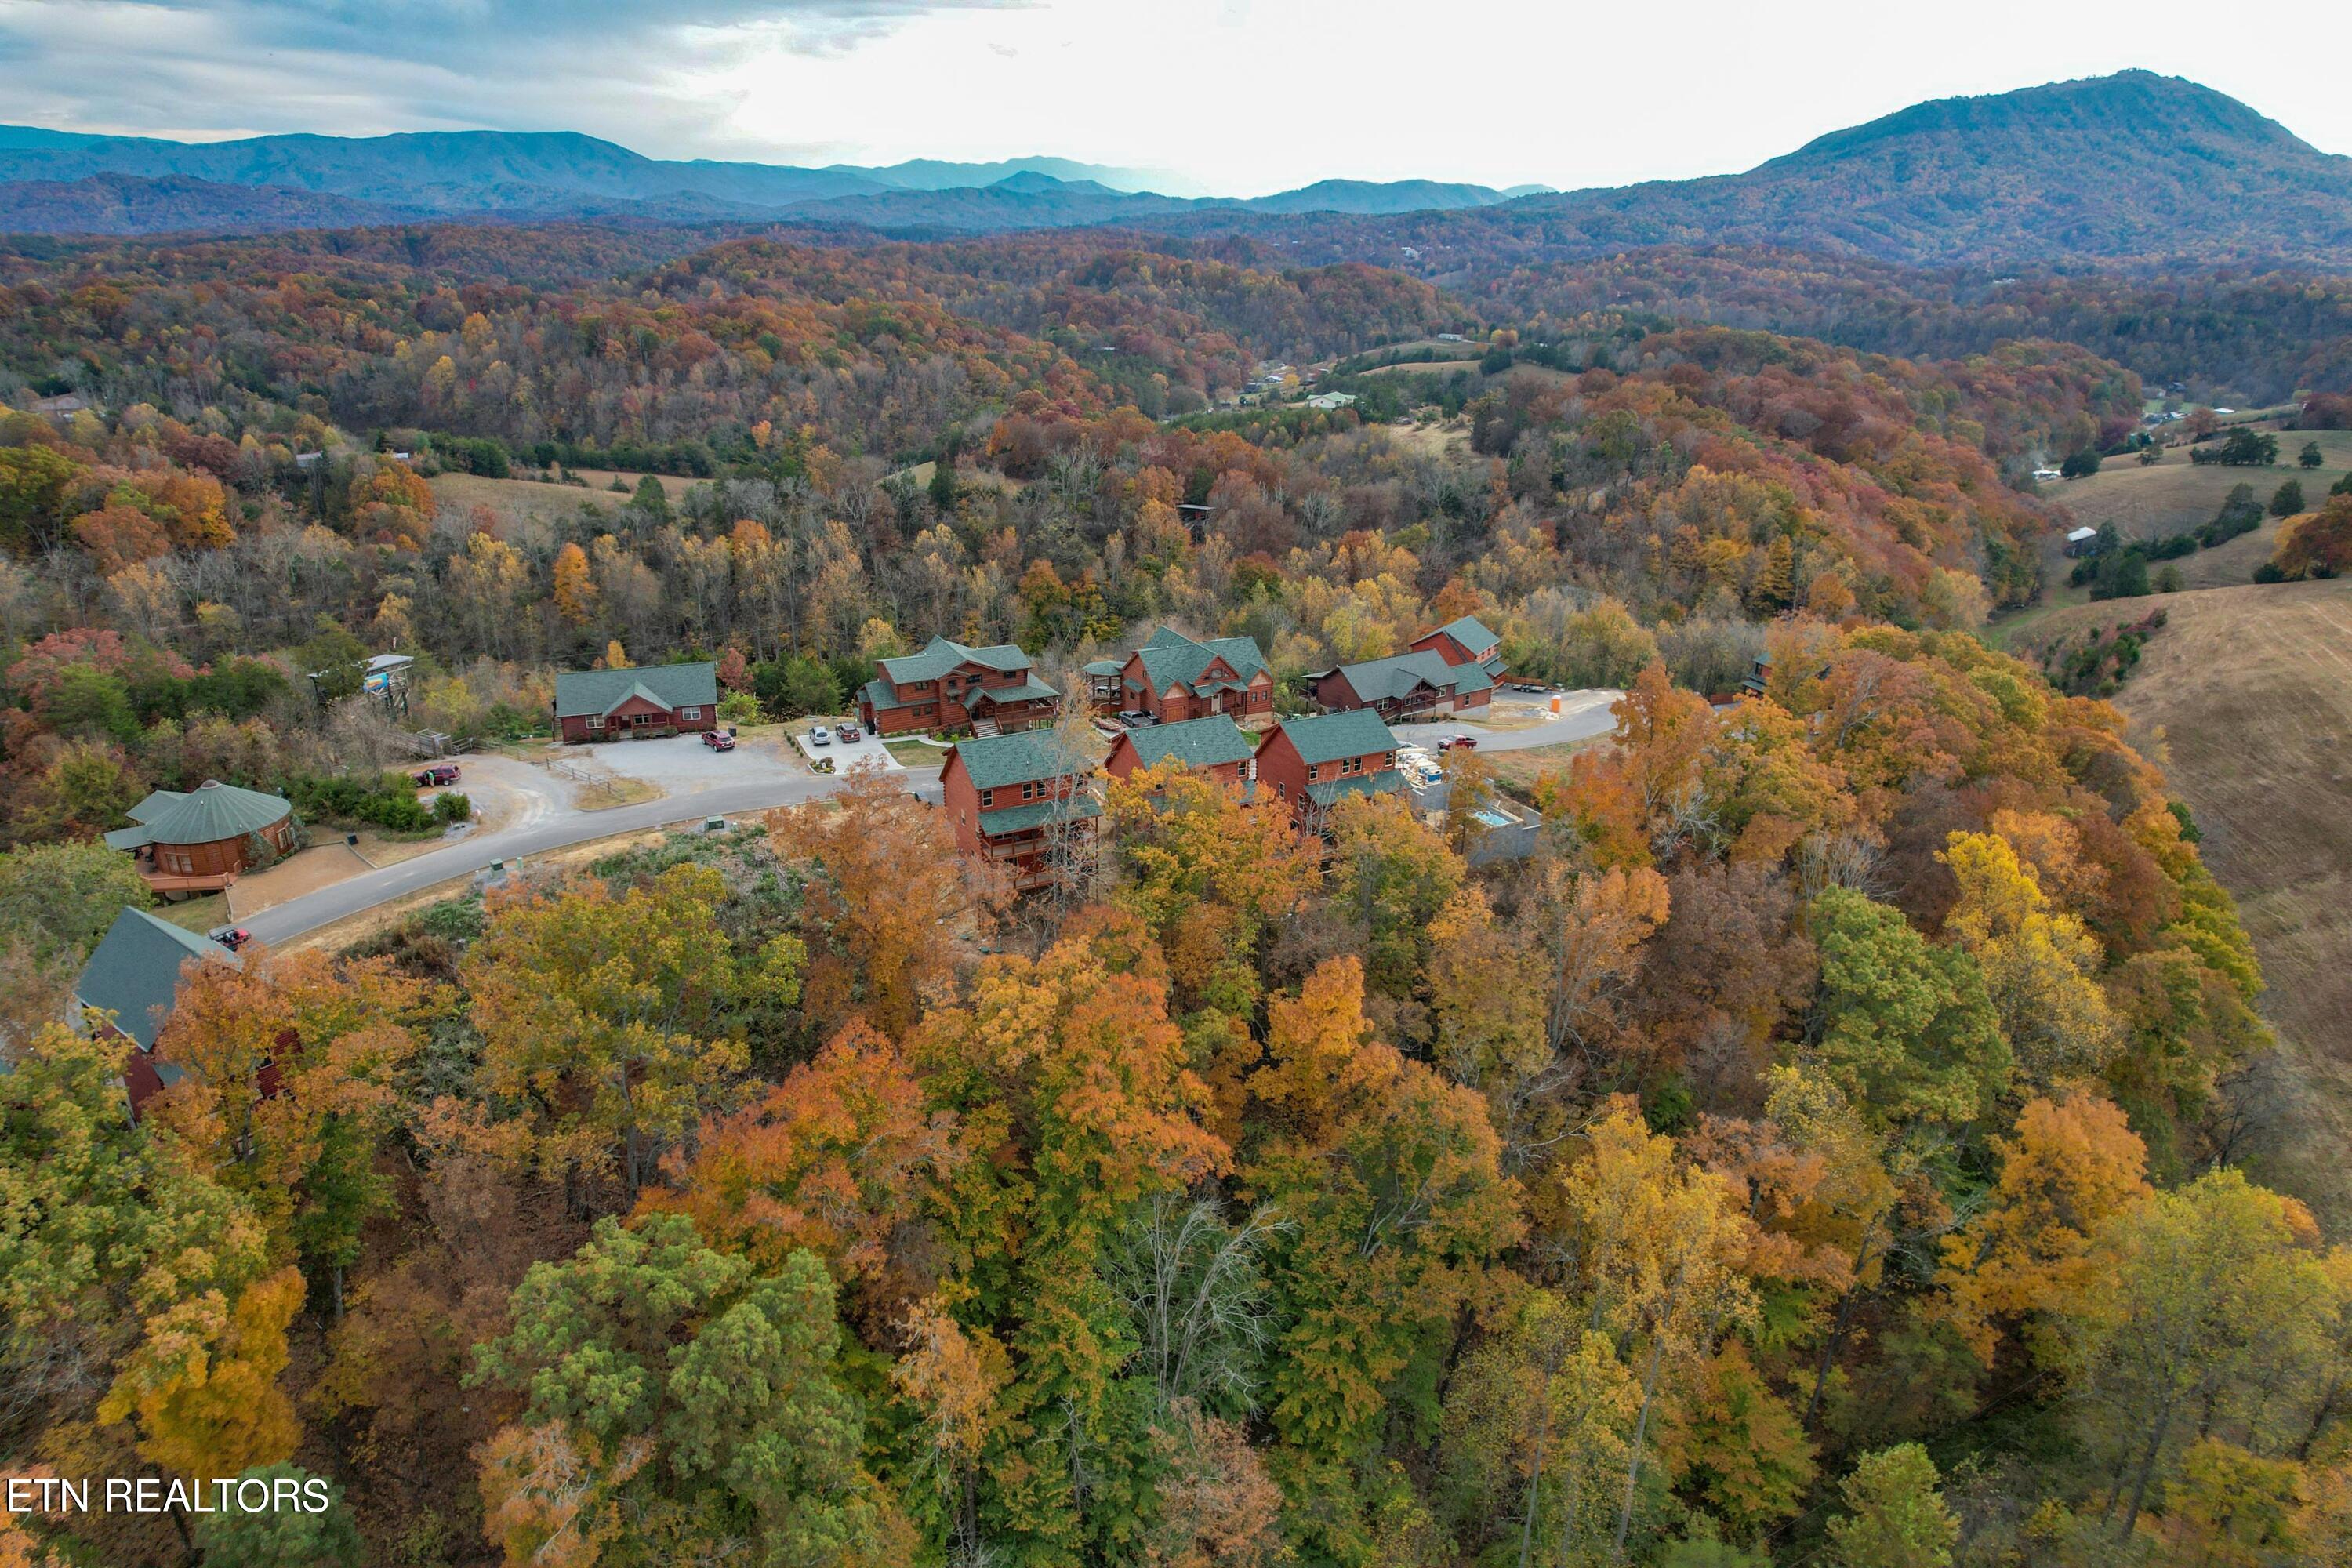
[554,661,717,720]
[1081,659,1125,677]
[126,789,184,824]
[1274,709,1400,766]
[1431,615,1501,653]
[860,677,909,711]
[976,794,1105,836]
[1304,769,1406,808]
[1118,715,1255,772]
[880,635,1032,684]
[1328,649,1494,703]
[1134,626,1270,697]
[105,779,290,850]
[952,729,1094,791]
[73,906,238,1051]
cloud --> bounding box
[0,0,1027,151]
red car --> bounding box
[1437,735,1479,751]
[702,730,737,751]
[210,926,252,952]
[412,764,460,786]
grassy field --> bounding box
[2024,579,2352,1226]
[431,471,629,528]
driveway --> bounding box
[792,728,903,772]
[560,730,807,793]
[1390,687,1622,752]
[243,758,938,946]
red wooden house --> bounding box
[1103,714,1257,791]
[1253,711,1405,833]
[553,662,719,743]
[72,905,241,1122]
[940,730,1102,892]
[103,780,296,895]
[1307,648,1494,720]
[1084,627,1274,724]
[1410,613,1508,681]
[860,636,1059,736]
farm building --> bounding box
[860,636,1059,737]
[72,906,241,1120]
[2064,526,2103,557]
[1088,626,1274,724]
[940,730,1100,892]
[1103,714,1258,790]
[1254,710,1405,833]
[103,779,296,894]
[553,661,719,743]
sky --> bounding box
[0,0,2348,197]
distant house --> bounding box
[73,906,241,1121]
[940,731,1100,892]
[1254,711,1405,832]
[2032,467,2063,482]
[859,636,1059,737]
[2063,526,2103,557]
[1093,627,1275,725]
[1309,648,1494,720]
[1409,614,1507,681]
[1437,333,1468,343]
[1305,391,1358,411]
[31,393,85,416]
[1104,714,1257,791]
[553,661,718,743]
[104,780,296,895]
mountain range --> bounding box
[2,73,2347,269]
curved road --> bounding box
[245,765,943,946]
[243,688,1621,946]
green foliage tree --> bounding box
[755,655,843,720]
[2060,448,2101,478]
[189,1464,363,1568]
[1808,887,2011,1129]
[0,839,152,964]
[472,1214,883,1567]
[2300,440,2325,469]
[2271,479,2307,517]
[1825,1444,1958,1568]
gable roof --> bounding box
[1304,769,1406,808]
[1134,626,1270,696]
[1116,715,1256,772]
[1270,710,1399,766]
[73,906,239,1051]
[1326,649,1494,704]
[103,779,290,851]
[1428,614,1501,653]
[977,794,1105,836]
[554,661,718,720]
[949,729,1094,791]
[881,635,1032,685]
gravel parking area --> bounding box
[792,727,903,772]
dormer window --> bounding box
[980,788,994,808]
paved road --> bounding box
[1394,687,1623,752]
[245,762,941,945]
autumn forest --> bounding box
[5,75,2352,1568]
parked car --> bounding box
[412,764,460,786]
[702,730,736,751]
[1437,735,1479,751]
[837,721,862,742]
[209,925,252,952]
[809,724,833,746]
[1117,710,1156,728]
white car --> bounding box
[809,724,833,746]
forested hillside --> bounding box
[2,179,2349,1568]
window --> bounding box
[1306,764,1319,781]
[679,706,701,720]
[1022,781,1038,800]
[586,715,604,731]
[1277,781,1287,800]
[980,789,993,808]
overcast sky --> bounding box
[0,0,2347,196]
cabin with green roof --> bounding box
[1253,711,1404,832]
[1308,647,1494,720]
[1410,614,1508,681]
[103,779,296,892]
[554,660,719,742]
[73,905,241,1119]
[1089,626,1273,725]
[940,729,1101,892]
[859,635,1058,736]
[1103,714,1257,790]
